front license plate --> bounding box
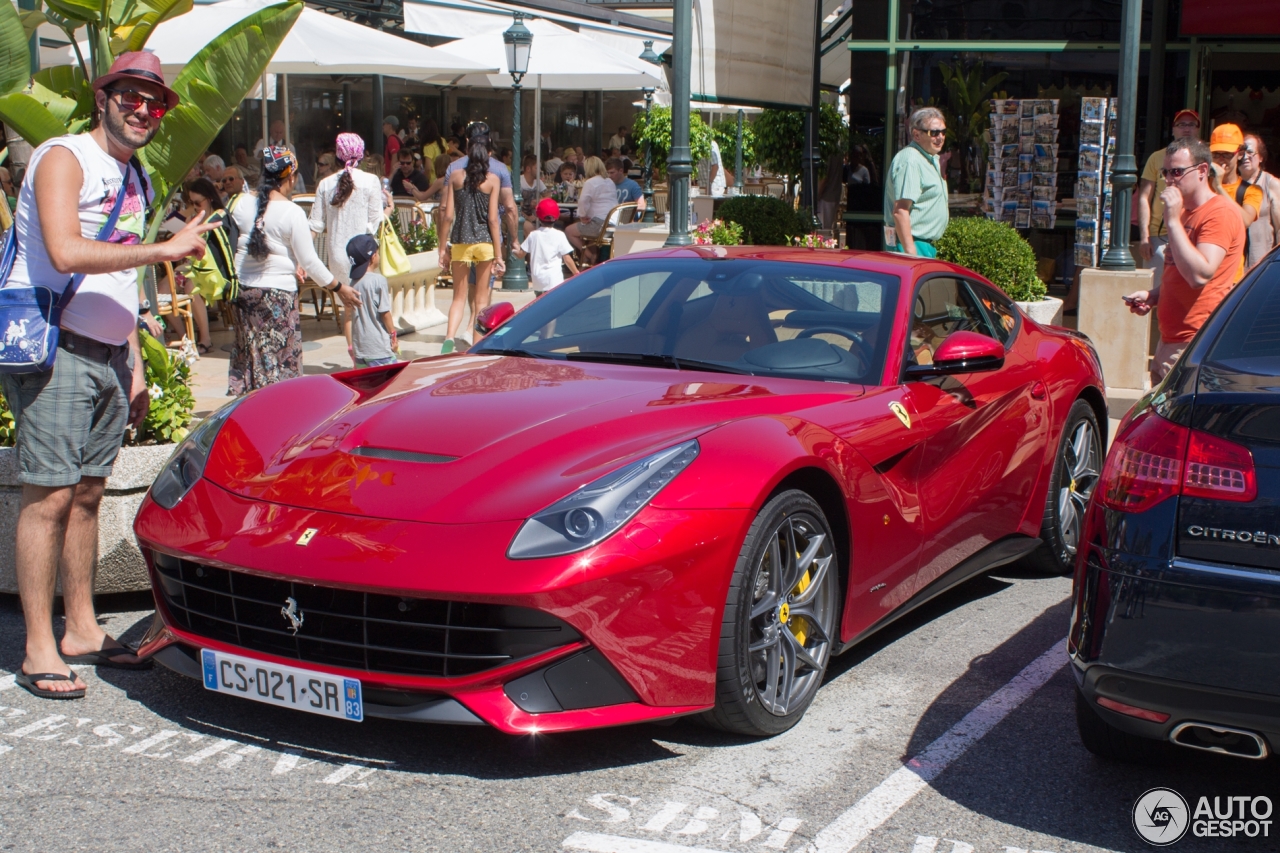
[201,649,362,722]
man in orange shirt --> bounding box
[1212,123,1261,229]
[1123,137,1245,384]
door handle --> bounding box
[1031,381,1048,401]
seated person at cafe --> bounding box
[390,150,431,196]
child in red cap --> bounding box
[519,199,579,294]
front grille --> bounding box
[152,552,580,677]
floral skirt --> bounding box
[228,286,301,396]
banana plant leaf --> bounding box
[110,0,194,55]
[0,1,32,97]
[19,10,47,40]
[43,0,103,26]
[0,92,72,145]
[31,65,93,126]
[141,1,300,198]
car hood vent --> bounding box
[350,446,458,464]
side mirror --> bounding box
[905,330,1004,379]
[475,301,515,336]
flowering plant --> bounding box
[693,218,745,246]
[792,233,840,249]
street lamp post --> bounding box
[664,0,693,246]
[502,13,533,290]
[639,40,661,224]
[1100,0,1141,271]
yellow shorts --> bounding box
[451,242,495,264]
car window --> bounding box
[906,277,994,367]
[1206,269,1280,364]
[967,281,1019,346]
[474,258,901,383]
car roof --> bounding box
[613,246,985,285]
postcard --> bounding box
[1075,242,1096,268]
[1015,208,1031,228]
[1081,97,1106,122]
[1079,121,1104,146]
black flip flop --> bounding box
[15,671,85,700]
[61,644,152,670]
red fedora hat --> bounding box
[93,51,180,110]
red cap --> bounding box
[93,51,180,109]
[1173,109,1200,127]
[535,198,561,222]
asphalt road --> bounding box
[0,560,1274,853]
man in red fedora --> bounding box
[2,52,215,699]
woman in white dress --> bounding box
[309,133,385,286]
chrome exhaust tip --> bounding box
[1169,721,1270,760]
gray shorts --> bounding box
[577,217,607,239]
[1,332,133,487]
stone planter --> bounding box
[386,251,445,332]
[0,444,172,594]
[1015,295,1064,327]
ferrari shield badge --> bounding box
[296,528,318,546]
[889,401,912,429]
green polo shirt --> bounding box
[884,142,949,243]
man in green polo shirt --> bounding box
[885,107,949,257]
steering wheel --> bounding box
[797,326,875,368]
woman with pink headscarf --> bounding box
[309,132,386,287]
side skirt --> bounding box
[834,534,1043,655]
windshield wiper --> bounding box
[475,346,556,359]
[565,351,753,375]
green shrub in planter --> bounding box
[718,196,806,246]
[935,215,1047,302]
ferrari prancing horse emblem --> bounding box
[889,401,912,429]
[296,528,318,546]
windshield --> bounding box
[472,258,901,383]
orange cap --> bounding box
[1210,123,1245,153]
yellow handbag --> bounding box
[377,219,412,277]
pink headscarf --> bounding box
[335,133,365,170]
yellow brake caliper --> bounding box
[788,560,811,646]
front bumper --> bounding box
[134,478,752,733]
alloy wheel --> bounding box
[746,513,836,716]
[1057,419,1101,556]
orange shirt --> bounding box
[1158,194,1246,343]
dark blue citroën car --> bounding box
[1070,250,1280,762]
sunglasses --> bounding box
[1173,121,1199,129]
[1241,148,1258,157]
[1161,163,1205,180]
[107,88,168,119]
[917,128,946,138]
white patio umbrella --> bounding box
[422,17,665,90]
[141,0,493,79]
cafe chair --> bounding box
[299,232,341,329]
[652,190,668,223]
[579,201,637,267]
[152,261,196,347]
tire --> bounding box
[1074,686,1169,764]
[1026,399,1103,575]
[704,490,840,736]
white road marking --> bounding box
[808,640,1067,853]
[642,803,689,832]
[0,744,12,757]
[564,831,733,853]
[219,744,261,768]
[121,730,184,756]
[182,738,237,764]
[732,814,803,849]
[7,715,68,738]
[674,807,718,835]
[322,762,376,786]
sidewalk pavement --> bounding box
[186,285,538,417]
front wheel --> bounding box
[1028,399,1103,575]
[704,490,840,736]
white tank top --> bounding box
[9,134,153,345]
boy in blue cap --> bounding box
[344,234,398,367]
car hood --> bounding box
[204,355,860,523]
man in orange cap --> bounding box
[2,52,215,699]
[1211,122,1261,230]
[1137,109,1201,290]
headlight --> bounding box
[508,440,700,559]
[149,398,244,510]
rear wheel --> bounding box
[1028,399,1103,575]
[704,490,839,736]
[1074,686,1169,764]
